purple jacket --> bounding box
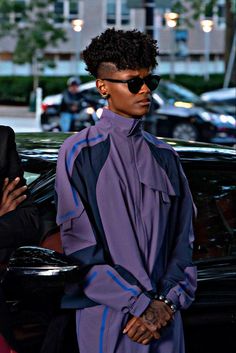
[55,109,197,353]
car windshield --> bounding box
[156,81,201,104]
[24,171,41,184]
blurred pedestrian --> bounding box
[0,125,40,353]
[55,28,197,353]
[59,77,84,132]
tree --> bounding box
[172,0,235,85]
[0,0,67,90]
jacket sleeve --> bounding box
[158,157,197,310]
[0,126,40,262]
[55,142,151,315]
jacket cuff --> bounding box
[165,290,180,309]
[122,293,151,317]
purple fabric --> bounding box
[55,109,197,353]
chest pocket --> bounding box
[137,153,178,203]
[161,190,171,204]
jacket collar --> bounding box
[99,108,143,136]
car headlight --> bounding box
[218,114,235,125]
[199,111,235,125]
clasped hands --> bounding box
[123,299,174,345]
[0,177,27,217]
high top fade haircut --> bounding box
[82,28,159,78]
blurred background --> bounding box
[0,0,235,143]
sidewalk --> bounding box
[0,105,42,132]
[0,105,35,119]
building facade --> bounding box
[0,0,226,77]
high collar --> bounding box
[99,108,143,136]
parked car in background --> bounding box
[146,80,236,144]
[201,87,236,109]
[0,132,235,353]
[41,81,236,145]
[157,81,236,117]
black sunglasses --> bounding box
[101,74,161,94]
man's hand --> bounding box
[123,316,157,345]
[123,300,173,345]
[0,177,27,217]
[141,299,173,332]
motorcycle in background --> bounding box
[41,96,106,132]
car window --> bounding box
[156,82,201,104]
[81,88,101,102]
[184,165,236,260]
[24,171,41,185]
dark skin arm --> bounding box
[123,300,173,345]
[0,177,27,217]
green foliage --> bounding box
[172,0,218,26]
[0,74,228,105]
[162,74,226,95]
[0,0,67,70]
[0,76,93,104]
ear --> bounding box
[96,79,109,98]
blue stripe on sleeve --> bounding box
[106,270,139,296]
[67,134,104,171]
[99,306,109,353]
[83,271,98,289]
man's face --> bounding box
[97,67,152,118]
[68,83,79,94]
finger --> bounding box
[161,321,168,327]
[123,317,138,334]
[2,178,9,191]
[142,319,161,332]
[136,329,153,343]
[6,195,27,212]
[131,325,148,341]
[4,177,21,194]
[142,334,155,345]
[152,330,161,340]
[8,185,27,201]
[126,322,141,339]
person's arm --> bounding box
[157,157,197,310]
[0,126,40,262]
[123,156,197,344]
[55,142,152,316]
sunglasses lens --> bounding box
[127,75,160,93]
[127,77,143,94]
[146,75,160,91]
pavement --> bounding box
[0,105,42,132]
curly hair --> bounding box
[82,28,159,78]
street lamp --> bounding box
[200,19,214,81]
[164,12,179,80]
[71,18,84,76]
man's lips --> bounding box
[137,98,151,105]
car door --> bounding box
[182,158,236,353]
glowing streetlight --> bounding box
[200,19,214,33]
[164,12,179,79]
[164,12,179,28]
[72,19,84,32]
[71,19,84,76]
[200,19,214,81]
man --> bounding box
[55,28,197,353]
[60,76,83,132]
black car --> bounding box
[41,81,236,145]
[145,80,236,144]
[1,133,236,353]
